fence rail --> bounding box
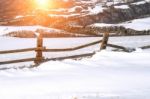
[140,45,150,49]
[0,32,105,65]
[45,52,95,61]
[0,58,35,65]
[107,44,135,52]
[44,40,102,52]
[0,32,150,66]
[0,48,36,54]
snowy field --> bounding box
[0,0,150,98]
[0,35,150,99]
[1,35,150,68]
[90,17,150,31]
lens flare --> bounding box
[35,0,51,9]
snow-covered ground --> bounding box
[114,5,129,9]
[1,35,150,68]
[0,26,54,36]
[0,26,80,36]
[90,17,150,31]
[0,35,150,99]
[0,50,150,99]
[0,0,150,98]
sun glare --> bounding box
[35,0,51,9]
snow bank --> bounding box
[90,17,150,31]
[0,50,150,99]
[0,26,70,36]
[120,17,150,31]
[89,4,104,14]
[131,1,147,5]
[1,35,150,68]
[114,5,129,9]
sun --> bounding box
[35,0,51,9]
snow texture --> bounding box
[0,50,150,99]
[91,17,150,31]
[0,34,150,98]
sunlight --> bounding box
[35,0,51,9]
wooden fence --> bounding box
[0,32,150,66]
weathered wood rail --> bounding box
[44,40,102,52]
[0,32,150,66]
[0,33,104,65]
[0,48,35,54]
[140,45,150,49]
[0,58,35,65]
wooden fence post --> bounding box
[100,32,109,50]
[34,33,44,64]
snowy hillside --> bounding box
[1,16,150,37]
[90,17,150,31]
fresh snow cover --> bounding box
[0,26,49,36]
[1,35,150,69]
[90,23,113,27]
[0,26,85,36]
[120,17,150,31]
[145,0,150,2]
[78,0,98,4]
[88,4,104,14]
[90,17,150,31]
[48,13,81,18]
[0,0,150,98]
[131,0,147,5]
[0,50,150,99]
[0,28,150,99]
[15,15,24,19]
[114,5,129,9]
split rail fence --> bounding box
[0,32,150,66]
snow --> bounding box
[146,0,150,2]
[48,13,81,18]
[114,5,129,9]
[0,1,150,98]
[0,26,86,37]
[90,23,113,27]
[1,35,150,68]
[90,17,150,31]
[0,50,150,99]
[131,1,147,5]
[0,35,150,99]
[15,15,24,19]
[120,17,150,31]
[89,4,104,14]
[0,26,47,36]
